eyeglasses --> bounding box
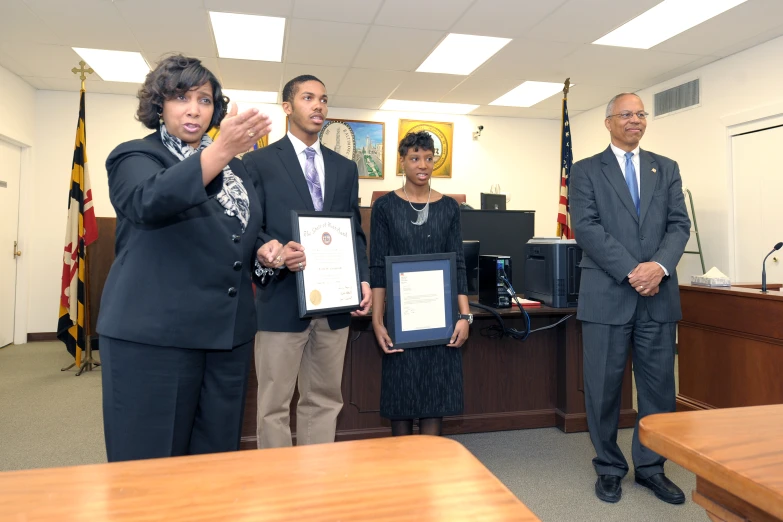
[607,111,649,120]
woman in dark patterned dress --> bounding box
[369,131,471,436]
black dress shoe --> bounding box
[635,473,685,504]
[595,475,622,503]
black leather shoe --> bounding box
[635,473,685,504]
[595,475,622,503]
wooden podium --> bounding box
[677,283,783,411]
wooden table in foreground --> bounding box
[640,405,783,521]
[0,436,538,522]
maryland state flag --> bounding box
[57,88,98,365]
[556,97,574,240]
[207,126,268,156]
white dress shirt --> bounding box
[288,131,325,193]
[610,143,669,277]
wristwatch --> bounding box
[457,313,473,324]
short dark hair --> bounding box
[282,75,325,105]
[398,131,434,157]
[136,55,228,130]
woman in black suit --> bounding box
[98,55,279,462]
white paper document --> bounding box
[298,216,359,311]
[399,270,446,332]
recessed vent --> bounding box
[654,79,700,117]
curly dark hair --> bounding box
[136,55,228,130]
[282,74,325,105]
[398,131,434,157]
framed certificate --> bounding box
[291,210,361,318]
[385,253,458,349]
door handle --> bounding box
[13,240,21,258]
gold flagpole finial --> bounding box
[563,78,571,98]
[72,61,94,91]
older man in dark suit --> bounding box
[243,75,371,449]
[570,93,691,504]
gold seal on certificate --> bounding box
[292,210,361,318]
[309,289,322,306]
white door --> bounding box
[0,139,22,347]
[732,125,783,284]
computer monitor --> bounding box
[462,240,480,294]
[460,209,535,290]
[480,193,506,210]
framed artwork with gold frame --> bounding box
[396,119,454,178]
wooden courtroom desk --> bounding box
[640,405,783,521]
[241,303,637,447]
[677,283,783,411]
[0,436,539,522]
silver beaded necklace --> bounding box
[402,183,431,226]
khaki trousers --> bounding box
[254,318,349,448]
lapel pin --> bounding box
[651,168,657,173]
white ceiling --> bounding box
[2,0,783,119]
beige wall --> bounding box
[570,33,783,281]
[24,92,561,334]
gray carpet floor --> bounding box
[0,342,705,521]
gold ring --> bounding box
[298,262,303,270]
[248,130,256,138]
[640,286,644,291]
[275,255,282,262]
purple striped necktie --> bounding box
[304,147,323,211]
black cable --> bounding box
[468,275,574,341]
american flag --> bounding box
[556,97,574,239]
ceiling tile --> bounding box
[450,0,568,38]
[713,26,783,58]
[292,0,383,24]
[474,38,581,81]
[654,0,783,56]
[25,0,139,50]
[526,0,662,44]
[329,95,385,110]
[556,45,704,88]
[374,0,474,30]
[285,19,368,67]
[0,0,62,45]
[337,68,405,98]
[38,76,101,92]
[115,1,216,59]
[352,26,445,71]
[391,73,465,102]
[282,63,348,93]
[439,75,526,105]
[0,47,35,77]
[101,82,145,96]
[530,83,639,113]
[20,76,48,89]
[0,43,96,80]
[219,59,284,91]
[203,0,294,18]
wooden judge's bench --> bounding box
[87,217,637,448]
[677,282,783,411]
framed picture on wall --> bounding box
[396,119,454,178]
[285,116,385,179]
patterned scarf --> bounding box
[160,124,250,232]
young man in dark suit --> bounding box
[243,75,371,448]
[570,93,691,504]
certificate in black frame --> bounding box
[385,253,458,349]
[291,210,361,318]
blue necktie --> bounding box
[304,147,323,211]
[624,152,640,216]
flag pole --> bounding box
[60,61,99,375]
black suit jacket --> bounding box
[243,135,370,332]
[96,131,264,349]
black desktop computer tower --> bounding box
[523,238,582,308]
[478,255,512,308]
